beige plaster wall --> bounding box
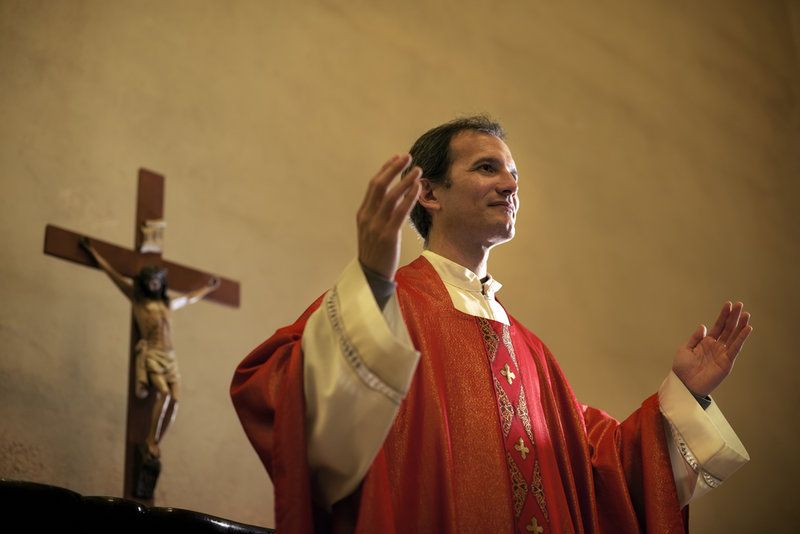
[1,0,797,530]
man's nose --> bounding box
[497,170,518,195]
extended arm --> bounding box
[303,154,423,506]
[80,237,134,300]
[170,276,220,310]
[232,155,421,512]
[660,301,753,505]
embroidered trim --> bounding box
[664,416,722,489]
[531,460,549,521]
[502,325,520,371]
[325,287,403,405]
[478,317,499,363]
[494,377,515,437]
[516,387,535,446]
[507,452,527,518]
[481,316,550,526]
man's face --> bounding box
[429,130,519,248]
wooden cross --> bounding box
[43,168,240,504]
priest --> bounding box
[231,116,751,533]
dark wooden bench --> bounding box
[0,478,275,533]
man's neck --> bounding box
[425,234,490,278]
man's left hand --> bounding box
[672,301,753,397]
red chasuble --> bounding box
[231,257,687,533]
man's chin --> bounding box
[488,227,515,247]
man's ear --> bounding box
[417,178,440,212]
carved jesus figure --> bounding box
[80,237,219,460]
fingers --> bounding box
[360,154,413,214]
[379,166,422,219]
[707,301,731,339]
[735,311,750,335]
[726,320,753,359]
[718,301,743,344]
[359,153,421,235]
[725,310,750,353]
[712,301,753,362]
[359,156,396,215]
[387,172,422,231]
[686,324,707,349]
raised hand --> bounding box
[672,301,753,397]
[357,154,422,280]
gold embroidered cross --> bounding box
[526,517,544,533]
[500,363,516,385]
[514,436,529,460]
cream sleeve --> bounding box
[659,371,750,507]
[301,258,420,509]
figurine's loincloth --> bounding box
[135,340,180,397]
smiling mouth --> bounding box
[490,203,515,214]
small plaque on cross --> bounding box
[140,219,166,254]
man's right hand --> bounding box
[357,154,422,281]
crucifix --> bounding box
[43,168,240,504]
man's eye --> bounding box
[477,163,495,173]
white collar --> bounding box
[421,250,503,300]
